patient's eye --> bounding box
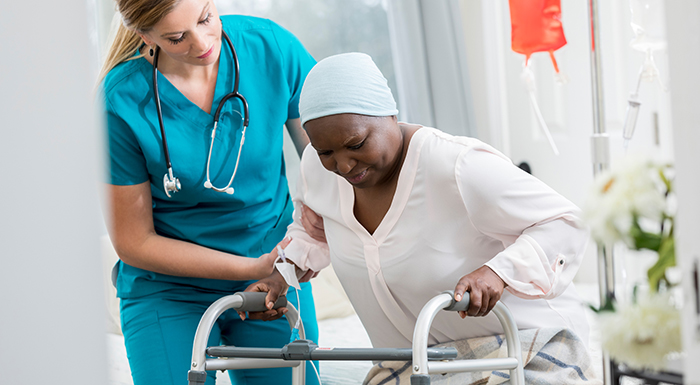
[348,140,365,150]
[317,150,332,156]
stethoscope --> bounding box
[153,30,249,198]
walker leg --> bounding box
[188,370,207,385]
[410,374,431,385]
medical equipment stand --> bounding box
[187,291,524,385]
[587,1,615,384]
[586,5,685,383]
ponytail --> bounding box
[97,0,180,83]
[98,14,145,83]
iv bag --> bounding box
[629,0,667,53]
[509,0,567,155]
[623,0,668,148]
[509,0,567,68]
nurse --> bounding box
[249,53,591,352]
[99,0,322,384]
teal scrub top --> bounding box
[102,16,316,298]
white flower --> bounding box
[598,293,682,371]
[584,154,669,246]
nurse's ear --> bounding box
[136,32,157,58]
[136,32,155,50]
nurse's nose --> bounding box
[190,31,210,53]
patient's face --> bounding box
[305,113,403,189]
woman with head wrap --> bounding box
[246,52,592,378]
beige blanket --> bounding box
[364,328,601,385]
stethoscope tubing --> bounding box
[153,27,248,197]
[152,47,173,171]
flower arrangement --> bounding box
[584,154,681,371]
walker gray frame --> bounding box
[187,291,524,385]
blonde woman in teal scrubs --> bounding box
[99,0,322,383]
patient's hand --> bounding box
[240,270,289,321]
[453,265,506,318]
[301,203,326,243]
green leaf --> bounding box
[658,167,672,193]
[589,296,616,313]
[647,236,676,292]
[630,219,662,251]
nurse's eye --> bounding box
[168,34,186,45]
[317,150,332,157]
[199,13,212,25]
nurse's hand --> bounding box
[300,203,326,243]
[453,265,507,318]
[239,269,289,321]
[250,237,292,279]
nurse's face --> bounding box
[305,114,403,189]
[140,0,222,67]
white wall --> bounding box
[665,1,700,381]
[0,1,108,384]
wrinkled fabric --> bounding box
[283,126,591,349]
[364,328,601,385]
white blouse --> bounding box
[283,126,591,349]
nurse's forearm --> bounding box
[107,182,277,281]
[119,234,277,281]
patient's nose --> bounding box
[335,154,356,175]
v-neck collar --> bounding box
[141,39,230,129]
[338,126,429,245]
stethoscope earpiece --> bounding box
[154,29,248,198]
[202,180,235,195]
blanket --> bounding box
[363,328,601,385]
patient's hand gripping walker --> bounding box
[187,291,525,385]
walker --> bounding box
[187,291,525,385]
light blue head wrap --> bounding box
[299,52,399,127]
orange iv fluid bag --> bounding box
[509,0,567,70]
[508,0,568,156]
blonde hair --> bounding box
[98,0,181,83]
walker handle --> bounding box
[441,290,470,312]
[235,291,288,312]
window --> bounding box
[215,0,399,103]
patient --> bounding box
[247,53,597,382]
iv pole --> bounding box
[587,1,615,384]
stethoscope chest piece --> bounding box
[163,171,181,198]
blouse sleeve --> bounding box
[455,146,590,300]
[281,147,330,272]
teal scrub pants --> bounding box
[120,283,319,385]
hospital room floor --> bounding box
[106,313,374,385]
